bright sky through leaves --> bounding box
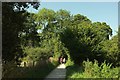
[28,2,118,37]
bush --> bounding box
[82,59,100,78]
[67,60,119,78]
[100,62,119,78]
[65,59,74,67]
[22,47,51,63]
[82,60,119,78]
[65,54,74,67]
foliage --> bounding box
[100,35,120,66]
[92,22,112,40]
[3,6,119,79]
[60,20,112,64]
[35,8,56,33]
[66,60,119,79]
[65,49,74,67]
[23,47,51,62]
[65,58,74,67]
[2,2,40,62]
[20,12,40,47]
[35,8,114,66]
[2,61,58,79]
[119,26,120,49]
[82,60,117,78]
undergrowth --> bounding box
[66,59,119,79]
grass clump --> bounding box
[66,59,119,79]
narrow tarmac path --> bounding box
[44,64,66,80]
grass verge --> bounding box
[2,61,59,80]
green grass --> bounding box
[66,60,120,79]
[66,64,83,79]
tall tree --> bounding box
[2,2,40,62]
[60,16,112,64]
[56,9,71,30]
[21,12,40,47]
[36,8,55,32]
